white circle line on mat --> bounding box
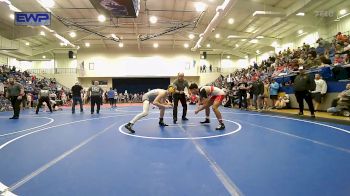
[118,117,242,140]
[0,117,55,137]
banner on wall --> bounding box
[89,0,140,18]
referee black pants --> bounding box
[91,95,101,113]
[295,91,315,114]
[173,93,187,120]
[10,96,21,117]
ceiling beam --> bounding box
[239,0,325,49]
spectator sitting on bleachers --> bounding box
[327,83,350,114]
[275,94,290,109]
[0,81,4,96]
[336,32,348,43]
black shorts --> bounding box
[270,95,278,100]
[312,92,322,103]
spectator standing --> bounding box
[293,66,316,117]
[251,77,264,111]
[107,88,116,108]
[311,74,327,111]
[269,79,280,108]
[262,79,270,109]
[0,81,4,96]
[209,64,213,72]
[61,91,67,105]
[114,89,118,107]
[237,78,249,110]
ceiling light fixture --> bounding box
[298,29,303,34]
[340,9,347,15]
[296,12,305,16]
[153,43,159,48]
[9,14,14,20]
[206,43,211,48]
[69,32,76,38]
[189,34,195,39]
[118,42,124,48]
[228,18,234,24]
[40,31,46,36]
[25,42,30,46]
[194,2,207,12]
[297,32,307,37]
[149,16,158,24]
[241,39,246,41]
[215,33,220,38]
[256,36,264,39]
[85,42,90,47]
[250,39,258,43]
[271,41,279,47]
[226,55,230,59]
[98,15,106,22]
[227,35,241,39]
[42,55,46,59]
[184,43,189,48]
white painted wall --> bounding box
[79,77,113,90]
[54,53,77,69]
[199,73,221,85]
[0,54,8,65]
[78,49,200,77]
[327,16,350,37]
[33,60,55,69]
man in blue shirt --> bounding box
[107,88,116,108]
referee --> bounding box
[172,72,189,124]
[87,81,103,114]
[6,77,24,119]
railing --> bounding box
[27,68,80,75]
[198,67,223,74]
[26,68,73,90]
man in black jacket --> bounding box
[71,82,84,114]
[251,77,264,111]
[293,66,316,117]
[237,77,249,110]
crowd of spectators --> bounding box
[103,89,146,107]
[0,65,69,111]
[211,32,350,112]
